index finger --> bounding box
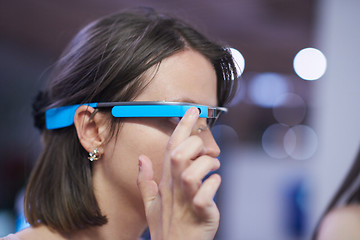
[166,107,200,151]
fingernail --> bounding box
[190,107,199,116]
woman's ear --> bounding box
[74,105,107,153]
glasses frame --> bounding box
[45,101,228,130]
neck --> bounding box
[70,164,148,240]
[67,210,147,240]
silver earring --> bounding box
[88,148,101,161]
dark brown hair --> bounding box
[26,7,238,233]
[312,148,360,239]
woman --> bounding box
[2,7,238,240]
[314,148,360,240]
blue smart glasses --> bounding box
[45,101,227,130]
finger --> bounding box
[167,107,200,151]
[137,154,159,215]
[171,135,205,162]
[161,107,200,186]
[170,136,205,204]
[170,135,205,181]
[180,156,220,200]
[192,173,221,220]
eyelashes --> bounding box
[168,117,213,132]
[168,117,182,125]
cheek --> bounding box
[137,127,170,184]
[113,122,172,185]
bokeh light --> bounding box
[229,47,245,78]
[262,123,290,159]
[284,125,318,160]
[262,124,318,160]
[248,72,290,108]
[229,80,246,106]
[212,124,240,144]
[293,47,327,80]
[273,93,306,126]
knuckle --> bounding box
[193,196,212,209]
[170,150,184,165]
[181,171,196,185]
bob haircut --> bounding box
[312,148,360,239]
[26,7,238,233]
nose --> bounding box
[198,129,221,158]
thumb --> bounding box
[137,154,159,214]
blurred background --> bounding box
[1,0,360,239]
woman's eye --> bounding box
[169,117,182,125]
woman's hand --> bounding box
[137,107,221,240]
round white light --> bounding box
[293,47,327,81]
[229,47,245,78]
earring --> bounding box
[88,148,101,161]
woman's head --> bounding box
[27,7,238,233]
[40,7,236,114]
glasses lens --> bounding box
[206,118,216,128]
[206,108,224,129]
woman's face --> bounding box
[94,49,220,214]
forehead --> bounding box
[135,49,218,106]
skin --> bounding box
[16,49,222,240]
[317,205,360,240]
